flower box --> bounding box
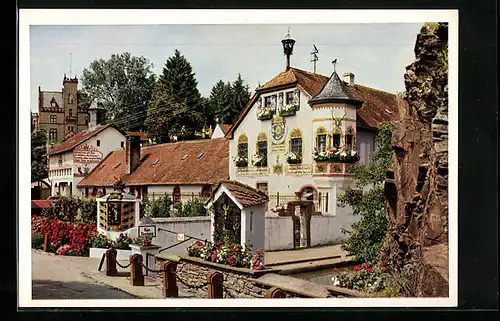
[312,147,360,163]
[256,107,275,120]
[252,154,267,167]
[233,156,248,167]
[279,104,298,117]
[285,152,302,164]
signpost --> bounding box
[138,225,157,238]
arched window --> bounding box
[255,132,268,167]
[289,128,303,159]
[299,185,318,201]
[345,126,355,149]
[316,127,327,152]
[237,134,248,166]
[172,185,181,206]
[332,127,342,148]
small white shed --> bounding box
[207,180,268,257]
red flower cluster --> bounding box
[32,215,97,256]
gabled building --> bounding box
[226,31,403,216]
[47,105,127,197]
[77,137,229,203]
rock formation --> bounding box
[380,22,449,297]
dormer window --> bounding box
[264,96,272,107]
[51,102,56,107]
[286,91,294,105]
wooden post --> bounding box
[43,233,49,252]
[207,272,223,298]
[105,248,118,276]
[130,254,144,286]
[161,261,178,298]
[266,287,287,298]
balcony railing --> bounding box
[312,161,356,176]
[268,193,329,215]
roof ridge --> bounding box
[141,137,227,150]
[291,67,329,79]
[352,83,398,96]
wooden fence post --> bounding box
[43,233,49,252]
[105,248,118,276]
[207,272,223,298]
[161,261,178,298]
[130,254,144,286]
[266,287,286,298]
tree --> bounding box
[77,89,93,111]
[210,74,251,125]
[338,124,393,265]
[31,128,48,182]
[81,52,156,131]
[146,50,205,142]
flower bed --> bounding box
[279,104,298,117]
[331,263,396,295]
[312,147,360,163]
[31,215,97,256]
[187,240,265,270]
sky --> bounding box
[30,23,423,112]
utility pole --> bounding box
[311,45,319,74]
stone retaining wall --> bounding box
[156,254,358,298]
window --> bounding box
[51,102,56,107]
[256,182,268,195]
[286,91,294,105]
[84,188,89,197]
[290,138,302,156]
[256,141,268,166]
[69,109,73,117]
[346,134,353,149]
[108,202,121,226]
[238,143,248,158]
[49,128,57,142]
[316,134,327,153]
[201,184,212,199]
[69,93,74,104]
[333,134,341,148]
[92,187,97,197]
[85,117,89,125]
[121,141,124,148]
[172,185,181,206]
[264,96,272,107]
[50,115,57,123]
[97,140,101,147]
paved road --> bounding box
[31,249,135,299]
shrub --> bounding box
[131,234,153,247]
[173,197,207,217]
[146,195,172,218]
[113,233,133,250]
[56,244,75,256]
[31,215,97,256]
[91,233,112,249]
[331,263,395,294]
[31,232,44,249]
[78,198,97,224]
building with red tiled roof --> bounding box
[226,31,405,220]
[77,138,229,203]
[47,121,128,198]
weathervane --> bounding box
[332,58,338,72]
[311,45,319,74]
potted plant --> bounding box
[285,152,302,164]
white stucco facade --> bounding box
[48,126,126,197]
[229,85,365,217]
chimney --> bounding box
[343,72,355,86]
[125,135,141,175]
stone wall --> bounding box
[380,22,449,297]
[155,255,357,298]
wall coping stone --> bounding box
[253,273,330,298]
[152,216,211,223]
[156,253,282,277]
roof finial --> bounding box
[332,58,338,73]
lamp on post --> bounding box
[281,28,296,70]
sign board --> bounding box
[176,233,186,242]
[138,225,156,237]
[236,167,269,178]
[271,144,286,153]
[73,144,104,163]
[284,164,313,176]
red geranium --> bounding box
[353,266,361,272]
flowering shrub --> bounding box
[131,234,153,247]
[252,153,267,167]
[113,233,133,250]
[279,104,298,116]
[31,215,96,256]
[91,233,113,249]
[331,263,393,293]
[233,155,248,167]
[285,152,301,164]
[186,240,264,269]
[312,146,360,163]
[256,107,275,120]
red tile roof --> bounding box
[127,131,149,141]
[212,180,269,208]
[227,68,400,137]
[47,124,118,155]
[31,200,53,209]
[218,124,232,136]
[78,138,229,187]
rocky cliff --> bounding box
[380,22,449,297]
